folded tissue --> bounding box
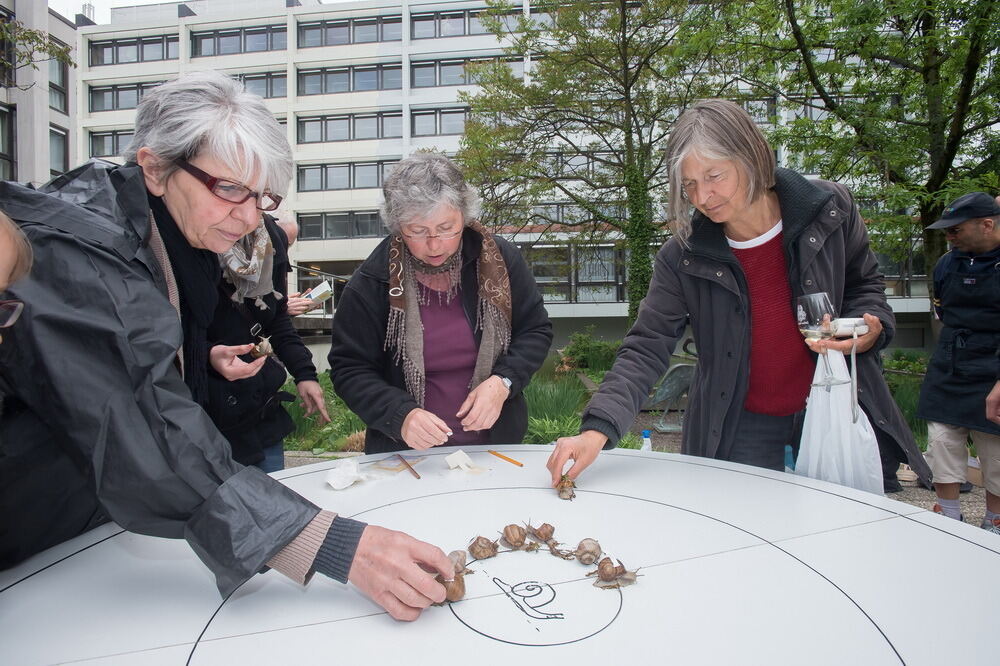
[445,449,483,473]
[325,458,369,490]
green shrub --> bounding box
[562,326,620,372]
[524,377,587,421]
[283,374,368,452]
[616,432,641,449]
[524,414,582,444]
[882,349,929,451]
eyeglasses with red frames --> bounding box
[0,300,23,328]
[175,160,282,211]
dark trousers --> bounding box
[727,409,805,472]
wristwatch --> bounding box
[499,376,512,390]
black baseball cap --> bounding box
[927,192,1000,229]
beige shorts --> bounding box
[925,421,1000,495]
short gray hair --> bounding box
[123,70,292,197]
[666,99,776,241]
[381,153,481,233]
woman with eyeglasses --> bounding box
[329,153,552,453]
[0,72,455,621]
[547,99,929,491]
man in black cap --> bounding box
[917,192,1000,534]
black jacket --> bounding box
[582,169,930,483]
[0,161,317,594]
[205,217,319,465]
[917,243,1000,434]
[328,228,552,453]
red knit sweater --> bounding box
[729,226,814,415]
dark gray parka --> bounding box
[582,169,931,482]
[0,161,318,594]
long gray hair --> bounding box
[381,153,481,233]
[123,70,292,197]
[666,99,776,241]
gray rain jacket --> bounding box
[0,161,318,594]
[582,169,931,483]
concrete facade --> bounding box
[0,0,77,187]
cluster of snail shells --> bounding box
[468,535,499,560]
[435,550,469,602]
[574,538,602,565]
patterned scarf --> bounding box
[219,219,281,310]
[385,220,512,406]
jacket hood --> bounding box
[356,226,485,283]
[0,159,150,260]
[687,168,835,260]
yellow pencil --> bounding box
[487,449,523,467]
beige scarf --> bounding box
[385,220,512,406]
[219,219,281,310]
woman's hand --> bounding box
[546,430,608,487]
[805,313,883,355]
[401,408,452,450]
[209,344,266,381]
[285,292,317,316]
[296,380,331,423]
[456,375,510,432]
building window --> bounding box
[411,57,523,88]
[49,126,68,177]
[0,8,14,87]
[90,130,134,158]
[411,9,518,39]
[297,64,401,96]
[0,105,14,180]
[298,211,385,240]
[240,72,287,99]
[297,111,402,143]
[522,245,571,302]
[297,15,401,48]
[191,25,286,57]
[297,161,398,192]
[89,35,178,66]
[89,82,162,112]
[411,108,468,136]
[48,51,68,113]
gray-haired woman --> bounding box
[0,71,453,621]
[329,153,552,453]
[547,99,929,490]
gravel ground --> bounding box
[285,412,990,527]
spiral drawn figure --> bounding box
[492,577,565,620]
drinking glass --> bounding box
[796,292,849,388]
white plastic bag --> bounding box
[795,349,883,495]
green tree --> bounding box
[718,0,1000,271]
[457,0,728,324]
[0,18,75,90]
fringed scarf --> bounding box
[219,220,282,310]
[385,220,512,406]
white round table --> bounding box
[2,446,997,665]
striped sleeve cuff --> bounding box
[312,517,368,584]
[266,509,336,585]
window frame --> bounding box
[49,124,69,178]
[297,64,402,96]
[297,15,403,48]
[89,34,179,66]
[190,25,287,58]
[297,210,386,240]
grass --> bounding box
[283,374,366,453]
